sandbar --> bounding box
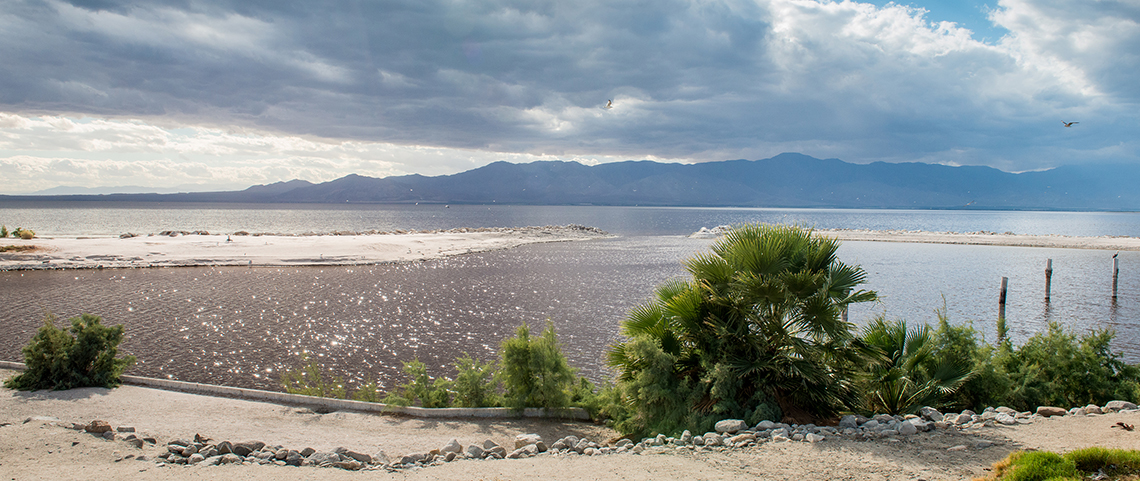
[0,225,610,270]
[692,226,1140,251]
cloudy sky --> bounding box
[0,0,1136,194]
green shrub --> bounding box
[452,353,500,407]
[608,223,877,435]
[5,313,136,391]
[985,448,1140,481]
[1,225,8,238]
[382,359,452,408]
[856,316,972,415]
[280,354,346,399]
[501,321,576,410]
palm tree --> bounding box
[858,317,973,415]
[609,223,877,428]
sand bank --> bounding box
[693,226,1140,251]
[4,367,1140,480]
[0,225,609,270]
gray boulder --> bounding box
[898,422,918,436]
[919,406,943,422]
[1036,406,1067,417]
[441,439,463,454]
[1105,400,1139,412]
[507,444,538,459]
[400,453,426,465]
[515,433,543,449]
[465,445,485,459]
[334,460,363,470]
[1086,404,1105,414]
[715,419,748,434]
[838,415,859,429]
[995,413,1018,425]
[307,452,340,466]
[219,453,243,465]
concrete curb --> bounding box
[0,361,590,421]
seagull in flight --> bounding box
[603,99,613,110]
[1062,121,1079,127]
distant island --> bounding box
[4,153,1138,211]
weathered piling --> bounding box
[1045,259,1053,302]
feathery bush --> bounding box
[5,313,136,391]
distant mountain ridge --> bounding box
[3,153,1138,210]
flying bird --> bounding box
[1062,121,1079,127]
[603,99,613,110]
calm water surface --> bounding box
[3,203,1140,392]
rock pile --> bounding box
[57,401,1140,472]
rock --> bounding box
[115,426,135,433]
[1105,401,1139,412]
[1036,406,1067,417]
[535,441,548,452]
[838,415,859,429]
[862,420,880,430]
[898,422,918,436]
[400,453,425,465]
[201,455,221,466]
[102,432,115,440]
[702,433,722,446]
[756,420,777,430]
[806,433,825,443]
[995,413,1018,425]
[616,438,633,448]
[1070,407,1087,416]
[188,453,205,464]
[953,414,973,424]
[444,452,457,462]
[441,439,463,454]
[465,445,485,459]
[947,445,967,452]
[483,439,500,450]
[792,433,805,441]
[680,430,693,445]
[181,445,199,456]
[285,451,303,466]
[220,453,243,465]
[488,445,507,458]
[715,419,748,434]
[125,438,144,449]
[274,448,289,460]
[372,450,390,465]
[233,441,264,456]
[341,450,372,464]
[515,433,543,449]
[574,438,591,454]
[996,406,1017,414]
[200,447,218,458]
[307,452,339,466]
[85,420,112,434]
[918,406,943,422]
[653,434,666,446]
[632,444,646,454]
[1086,404,1104,415]
[727,433,756,445]
[333,460,362,470]
[507,444,538,459]
[216,441,233,454]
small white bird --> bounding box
[603,99,613,109]
[1063,121,1079,127]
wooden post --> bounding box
[1045,259,1052,302]
[998,276,1008,321]
[1113,254,1119,301]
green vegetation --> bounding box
[1,225,7,238]
[281,321,599,412]
[606,223,877,435]
[982,447,1140,481]
[5,313,136,391]
[856,316,972,415]
[280,354,347,399]
[0,245,36,253]
[10,227,34,239]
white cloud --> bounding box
[0,0,1134,192]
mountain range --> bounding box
[4,153,1138,211]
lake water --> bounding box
[2,202,1139,392]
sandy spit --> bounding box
[0,225,610,270]
[4,368,1140,480]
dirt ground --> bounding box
[4,369,1140,480]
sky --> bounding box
[0,0,1137,194]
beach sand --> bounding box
[0,225,609,270]
[4,368,1140,480]
[818,228,1140,251]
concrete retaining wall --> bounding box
[0,360,590,420]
